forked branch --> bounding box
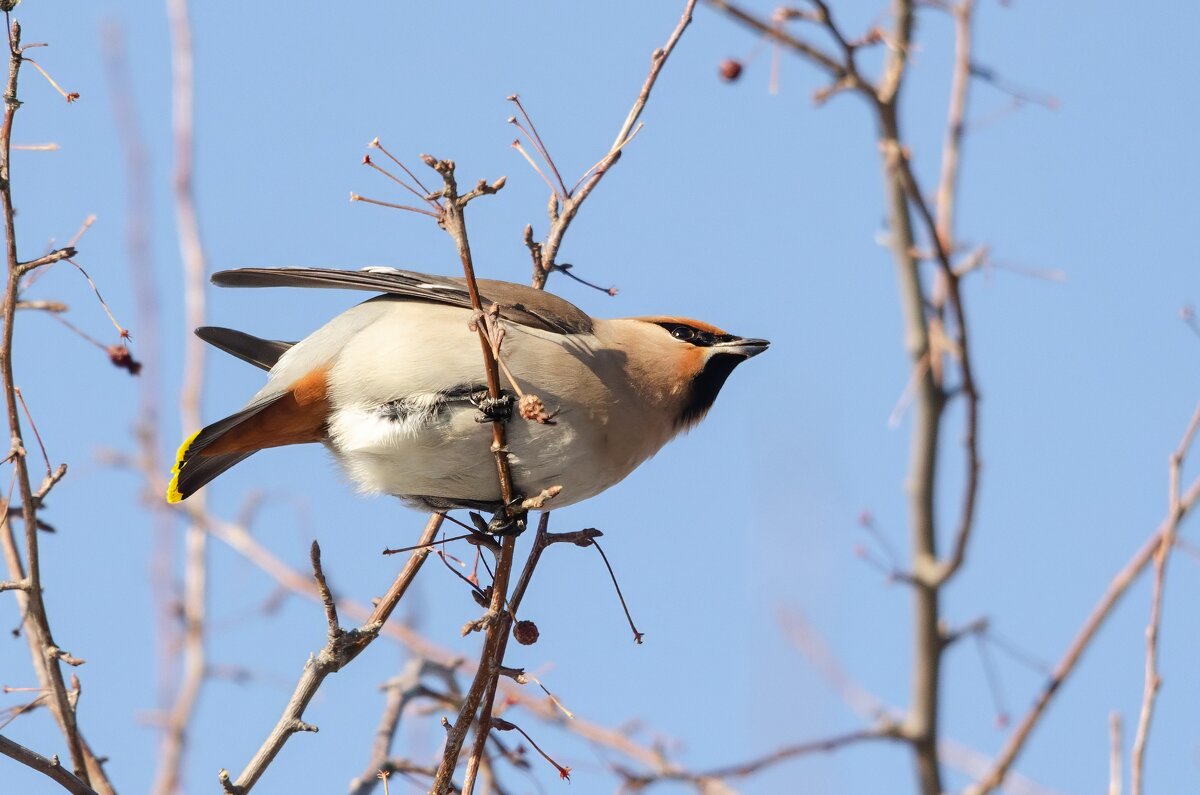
[220,514,444,793]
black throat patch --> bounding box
[678,353,744,428]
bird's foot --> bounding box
[468,498,528,537]
[471,391,514,424]
[492,496,530,536]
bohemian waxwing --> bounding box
[166,267,768,512]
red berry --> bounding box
[719,59,743,82]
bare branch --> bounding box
[533,0,697,288]
[15,245,74,275]
[0,19,110,789]
[348,658,464,795]
[0,733,99,795]
[1109,712,1122,795]
[154,1,210,790]
[203,508,689,778]
[967,407,1200,794]
[225,513,444,793]
[704,0,846,80]
[621,725,900,788]
[1129,401,1200,795]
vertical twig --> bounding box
[459,513,553,790]
[873,3,946,792]
[704,3,987,792]
[101,14,176,715]
[425,159,519,795]
[155,0,208,791]
[1108,712,1122,795]
[1129,402,1200,795]
[449,5,699,790]
[0,19,109,789]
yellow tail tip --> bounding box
[166,429,201,504]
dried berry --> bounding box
[513,619,539,645]
[107,345,142,376]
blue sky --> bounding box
[2,2,1199,793]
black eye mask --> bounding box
[657,322,735,347]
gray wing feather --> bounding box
[210,267,593,335]
[196,326,295,371]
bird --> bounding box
[167,267,768,517]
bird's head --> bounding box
[616,316,769,430]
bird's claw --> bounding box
[471,391,514,424]
[468,501,528,537]
[487,509,526,537]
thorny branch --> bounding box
[0,18,113,792]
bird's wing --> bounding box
[211,267,593,335]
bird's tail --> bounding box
[167,326,301,503]
[166,398,284,503]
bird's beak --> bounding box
[714,336,770,358]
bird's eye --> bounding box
[670,326,695,341]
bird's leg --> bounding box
[470,390,514,424]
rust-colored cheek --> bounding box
[204,368,331,456]
[672,347,707,391]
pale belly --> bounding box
[326,394,646,511]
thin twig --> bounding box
[224,513,444,793]
[622,726,898,787]
[348,658,464,795]
[1109,712,1122,795]
[424,154,521,795]
[704,0,846,82]
[966,422,1200,795]
[369,137,442,210]
[155,1,209,790]
[350,192,441,219]
[508,95,567,197]
[590,538,644,644]
[202,508,685,777]
[0,19,105,788]
[1129,401,1200,795]
[533,0,697,289]
[101,17,177,715]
